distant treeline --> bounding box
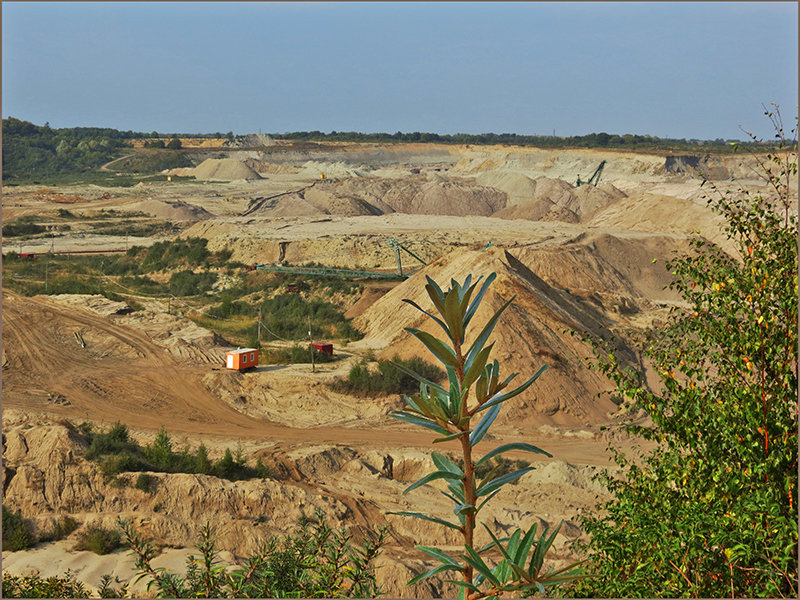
[1,118,229,181]
[3,116,775,181]
[273,129,771,153]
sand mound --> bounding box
[223,133,276,148]
[492,177,626,223]
[381,178,506,216]
[132,199,214,221]
[298,161,371,178]
[191,158,263,181]
[510,232,688,303]
[353,246,630,427]
[243,159,300,175]
[243,176,506,218]
[587,193,732,252]
[474,171,539,206]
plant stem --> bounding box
[461,430,476,587]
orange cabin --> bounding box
[226,348,259,371]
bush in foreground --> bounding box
[2,571,91,598]
[567,108,797,598]
[2,505,36,551]
[121,510,386,598]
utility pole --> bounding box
[257,306,262,346]
[308,315,315,373]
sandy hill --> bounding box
[189,158,263,181]
[132,198,214,221]
[488,176,627,223]
[353,246,638,428]
[242,172,632,225]
[245,176,507,218]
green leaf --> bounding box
[458,276,479,315]
[469,402,501,446]
[447,366,461,417]
[463,343,494,392]
[404,470,463,495]
[465,296,514,364]
[453,503,475,515]
[415,544,461,567]
[433,430,467,443]
[514,523,539,566]
[482,525,529,583]
[401,298,453,343]
[476,467,533,497]
[424,278,447,317]
[444,286,465,345]
[406,328,459,367]
[476,488,501,512]
[390,411,450,435]
[529,522,562,575]
[408,563,461,586]
[388,511,462,531]
[463,545,501,586]
[464,273,496,328]
[432,452,464,476]
[475,442,552,467]
[477,365,547,413]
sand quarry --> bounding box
[1,141,784,596]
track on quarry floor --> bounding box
[1,290,614,465]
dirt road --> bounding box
[1,290,614,465]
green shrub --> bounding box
[331,356,443,396]
[38,515,80,543]
[74,525,122,555]
[386,273,582,595]
[145,426,173,470]
[135,473,155,493]
[2,220,46,237]
[169,269,217,296]
[2,505,36,551]
[120,511,385,598]
[1,571,90,598]
[195,443,212,475]
[567,109,798,598]
[85,421,136,460]
[258,294,362,341]
[83,422,270,483]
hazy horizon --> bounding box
[3,2,797,140]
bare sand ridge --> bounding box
[3,141,775,596]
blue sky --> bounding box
[2,1,797,139]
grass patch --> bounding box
[74,524,123,555]
[2,219,47,237]
[82,422,271,482]
[331,356,444,396]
